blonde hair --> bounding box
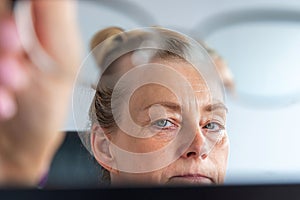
[89,27,191,133]
[83,26,194,182]
[82,26,234,183]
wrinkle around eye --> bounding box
[149,118,181,141]
[203,122,224,131]
[152,119,174,129]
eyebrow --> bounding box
[143,102,181,112]
[143,102,228,114]
[204,103,228,113]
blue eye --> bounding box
[153,119,174,129]
[203,122,224,132]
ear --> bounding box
[90,123,118,174]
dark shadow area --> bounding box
[2,184,300,200]
[45,131,106,189]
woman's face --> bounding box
[93,58,229,186]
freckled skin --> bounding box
[93,58,229,186]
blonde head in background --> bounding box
[76,26,231,186]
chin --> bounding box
[166,175,214,186]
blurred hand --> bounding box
[0,0,82,186]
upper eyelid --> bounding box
[153,118,176,125]
[202,121,225,129]
[209,110,227,119]
[151,119,179,129]
[202,113,226,125]
[150,112,182,123]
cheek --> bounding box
[211,134,230,182]
[130,138,168,153]
[112,131,171,153]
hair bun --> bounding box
[90,26,124,50]
[90,27,126,68]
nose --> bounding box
[181,128,208,160]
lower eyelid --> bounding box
[154,129,178,140]
[154,124,178,131]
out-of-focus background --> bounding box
[47,0,300,188]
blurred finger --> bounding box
[31,0,82,77]
[0,0,11,16]
[0,87,16,120]
[0,56,28,91]
[0,17,22,53]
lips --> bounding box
[168,174,214,185]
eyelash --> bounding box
[151,119,225,134]
[151,119,178,130]
[202,121,225,134]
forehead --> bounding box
[152,58,210,95]
[129,58,214,108]
[106,53,204,81]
